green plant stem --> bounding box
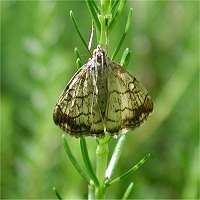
[101,0,110,15]
[95,1,112,199]
[88,181,95,200]
[95,134,110,199]
[99,15,107,47]
[99,0,111,47]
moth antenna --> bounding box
[88,21,94,51]
[101,51,104,71]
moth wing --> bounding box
[53,66,104,137]
[105,63,153,134]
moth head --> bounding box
[92,45,107,63]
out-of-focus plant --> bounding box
[1,1,197,199]
[53,0,150,199]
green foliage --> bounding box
[122,182,134,199]
[63,136,90,183]
[112,8,132,59]
[120,48,131,68]
[107,153,151,185]
[80,137,99,187]
[1,0,198,199]
[53,187,63,200]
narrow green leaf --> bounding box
[91,0,100,14]
[111,8,132,59]
[111,0,119,13]
[70,10,91,56]
[125,8,133,33]
[74,48,83,69]
[86,0,101,32]
[120,48,131,68]
[76,58,82,69]
[108,0,126,31]
[105,135,126,179]
[80,137,99,186]
[111,33,126,59]
[74,47,83,64]
[62,135,90,182]
[53,187,62,200]
[108,153,151,185]
[122,182,134,199]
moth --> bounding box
[53,46,153,137]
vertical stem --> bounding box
[95,0,111,199]
[95,135,110,199]
[99,0,111,47]
[99,15,106,47]
[101,0,110,15]
[88,181,95,200]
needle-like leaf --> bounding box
[111,33,126,59]
[111,0,120,14]
[74,47,83,65]
[91,0,100,14]
[108,0,126,31]
[111,8,133,59]
[62,135,90,183]
[120,48,131,68]
[108,153,151,185]
[53,186,63,200]
[76,58,82,69]
[105,135,126,179]
[80,137,99,186]
[86,0,101,33]
[122,182,134,199]
[70,10,91,56]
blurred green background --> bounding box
[1,0,199,199]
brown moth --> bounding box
[53,46,153,137]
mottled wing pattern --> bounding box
[53,65,104,137]
[105,62,153,134]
